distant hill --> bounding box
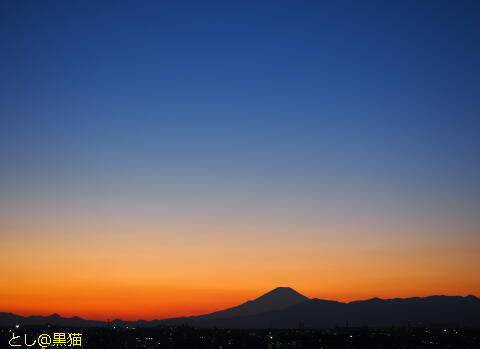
[1,288,479,328]
[191,295,480,329]
[0,312,105,327]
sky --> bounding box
[0,0,479,320]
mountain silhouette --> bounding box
[1,288,479,328]
[196,286,310,320]
[161,289,480,328]
[203,295,480,329]
[0,312,105,327]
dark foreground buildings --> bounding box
[1,325,479,348]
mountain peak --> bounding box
[260,287,308,299]
[270,286,300,293]
[47,313,61,319]
[195,287,309,321]
[253,287,309,306]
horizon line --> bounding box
[3,289,479,323]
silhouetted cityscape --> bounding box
[1,325,480,348]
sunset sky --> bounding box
[1,1,479,320]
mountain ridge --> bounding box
[1,288,479,328]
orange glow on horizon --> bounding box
[1,223,479,321]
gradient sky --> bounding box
[1,0,479,320]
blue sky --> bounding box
[2,0,479,221]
